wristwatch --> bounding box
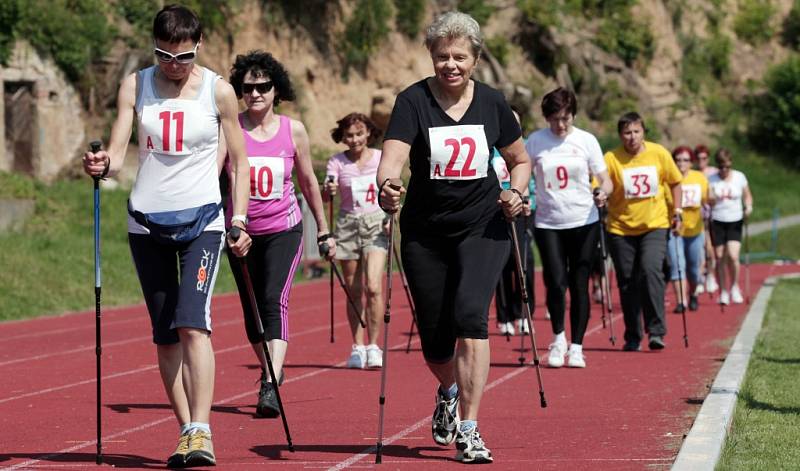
[231,214,248,226]
[317,232,332,243]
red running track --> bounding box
[1,263,798,470]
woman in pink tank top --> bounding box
[223,50,335,418]
[323,113,389,369]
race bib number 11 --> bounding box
[429,125,490,180]
[622,165,658,199]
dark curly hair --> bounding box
[229,50,295,106]
[541,87,577,119]
[330,112,382,145]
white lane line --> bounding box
[0,321,347,404]
[0,300,337,367]
[1,336,418,471]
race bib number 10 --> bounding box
[429,125,490,180]
[622,165,658,199]
[249,156,285,201]
[350,175,378,208]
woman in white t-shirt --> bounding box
[323,113,388,369]
[525,88,612,369]
[708,148,753,305]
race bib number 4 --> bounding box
[350,175,378,209]
[249,156,285,201]
[429,125,490,180]
[622,165,658,199]
[682,183,702,208]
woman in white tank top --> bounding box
[81,5,251,468]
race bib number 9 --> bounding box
[249,156,285,201]
[350,175,378,209]
[622,165,658,199]
[541,159,583,192]
[682,183,702,208]
[429,125,490,180]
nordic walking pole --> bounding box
[744,217,751,304]
[229,227,294,452]
[500,190,547,408]
[597,206,616,346]
[89,140,103,465]
[518,218,529,365]
[672,234,689,348]
[376,179,402,464]
[330,258,367,328]
[327,176,335,343]
[389,225,418,354]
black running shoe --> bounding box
[673,303,685,314]
[622,341,641,352]
[649,335,666,350]
[689,295,699,311]
[256,381,281,418]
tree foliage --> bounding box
[734,0,776,45]
[342,0,392,70]
[748,56,800,165]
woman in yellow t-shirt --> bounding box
[665,146,709,312]
[604,112,682,352]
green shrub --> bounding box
[517,0,561,28]
[342,0,392,70]
[782,0,800,50]
[393,0,425,37]
[0,0,20,65]
[733,0,776,45]
[457,0,495,26]
[486,36,510,66]
[681,32,731,93]
[596,9,655,68]
[117,0,158,38]
[748,56,800,166]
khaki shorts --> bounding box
[334,210,389,260]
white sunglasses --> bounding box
[153,42,199,64]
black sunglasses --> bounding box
[242,82,274,94]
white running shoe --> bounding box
[497,322,508,335]
[707,275,719,293]
[455,424,492,464]
[516,318,530,335]
[719,290,730,305]
[694,283,705,295]
[544,309,551,320]
[547,342,567,368]
[567,349,586,368]
[432,387,459,445]
[731,285,744,304]
[346,344,366,369]
[505,322,515,336]
[366,344,383,368]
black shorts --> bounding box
[401,214,510,363]
[129,231,225,345]
[710,220,743,245]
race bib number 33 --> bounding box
[622,165,658,199]
[429,125,490,180]
[249,156,285,201]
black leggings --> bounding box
[402,216,510,363]
[227,222,303,343]
[535,223,599,345]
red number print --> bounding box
[556,165,569,189]
[250,165,274,197]
[442,137,478,178]
[365,183,376,204]
[157,110,185,152]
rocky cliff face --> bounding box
[11,0,796,182]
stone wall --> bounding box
[1,41,85,182]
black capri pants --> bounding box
[710,219,743,246]
[401,215,510,363]
[227,222,303,343]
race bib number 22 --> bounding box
[429,125,490,180]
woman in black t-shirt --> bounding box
[377,11,531,465]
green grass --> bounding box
[748,223,800,261]
[0,177,322,321]
[717,278,800,470]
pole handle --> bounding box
[229,226,241,241]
